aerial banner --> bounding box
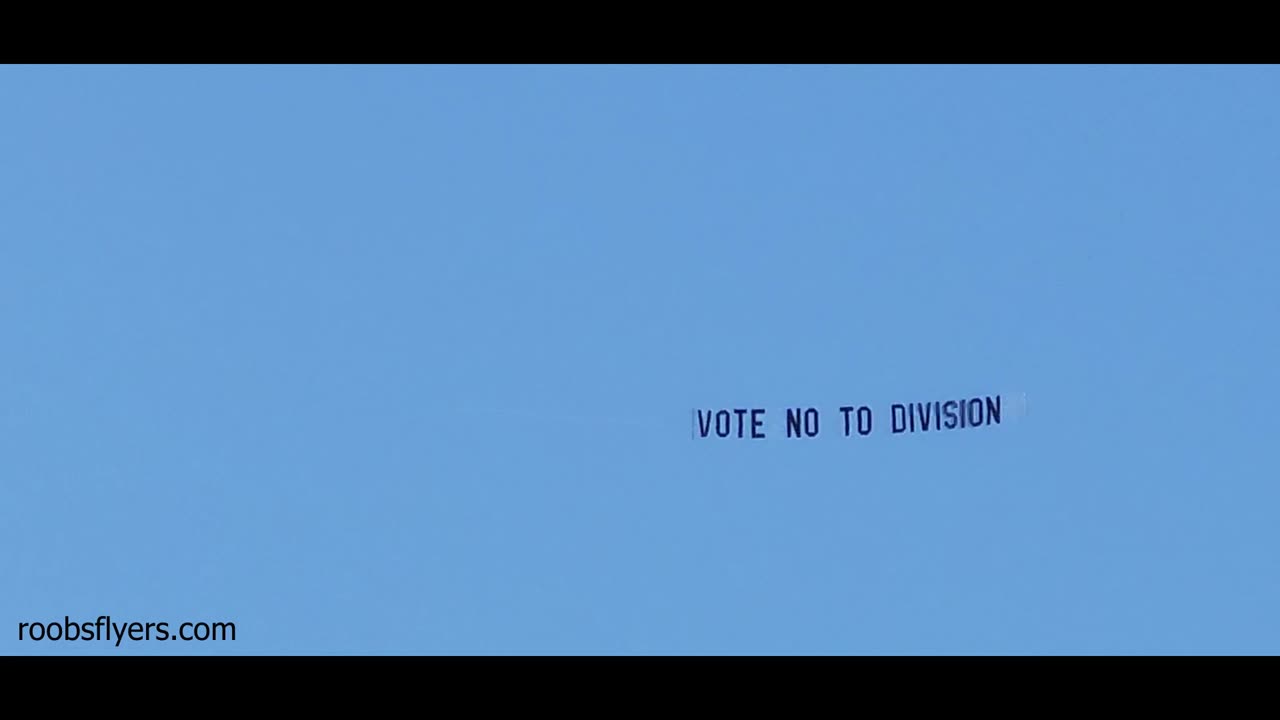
[691,392,1027,440]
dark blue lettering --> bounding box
[786,408,803,437]
[943,401,958,429]
[857,406,872,435]
[917,402,933,431]
[839,406,855,436]
[891,404,906,433]
[803,408,819,437]
[967,399,983,426]
[696,410,713,437]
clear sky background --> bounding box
[2,65,1277,655]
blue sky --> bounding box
[2,65,1277,654]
